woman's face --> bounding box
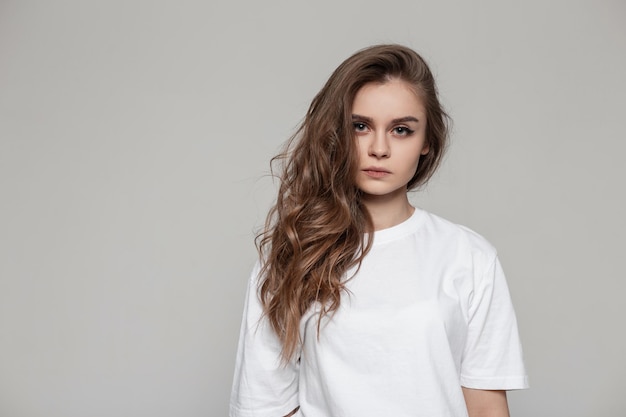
[352,79,429,202]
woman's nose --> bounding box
[368,131,390,158]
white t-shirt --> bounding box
[230,208,528,417]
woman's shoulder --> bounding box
[418,208,498,259]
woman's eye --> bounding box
[393,126,414,136]
[353,122,368,132]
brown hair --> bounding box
[257,44,449,362]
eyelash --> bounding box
[353,122,368,132]
[393,126,414,136]
[352,122,415,136]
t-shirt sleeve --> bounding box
[229,262,300,417]
[460,254,529,390]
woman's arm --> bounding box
[230,263,300,417]
[462,388,510,417]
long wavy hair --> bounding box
[257,44,449,362]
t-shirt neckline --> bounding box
[371,207,424,245]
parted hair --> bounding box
[256,44,449,362]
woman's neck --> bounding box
[362,191,414,231]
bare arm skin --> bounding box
[462,388,510,417]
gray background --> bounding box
[1,0,624,416]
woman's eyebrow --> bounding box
[351,114,373,123]
[391,116,419,123]
[351,114,419,124]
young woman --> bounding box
[230,44,528,417]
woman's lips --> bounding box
[363,167,391,178]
